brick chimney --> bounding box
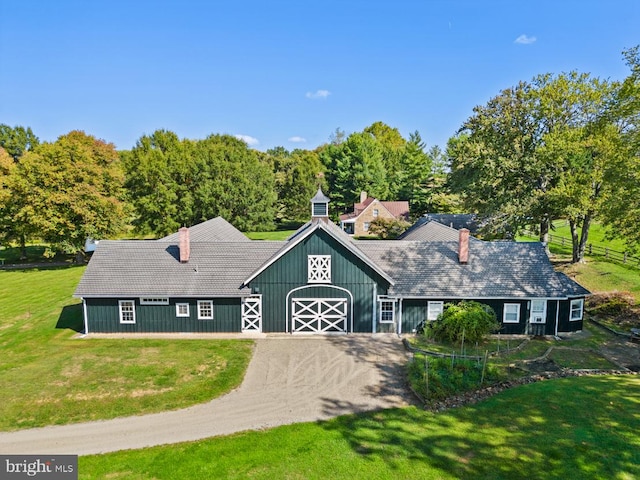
[458,228,470,264]
[360,191,367,203]
[179,227,190,263]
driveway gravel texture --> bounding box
[0,335,414,455]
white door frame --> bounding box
[285,284,353,333]
[241,295,262,332]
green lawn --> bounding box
[0,267,253,431]
[556,259,640,303]
[245,230,295,240]
[550,220,628,252]
[79,375,640,480]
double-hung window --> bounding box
[503,303,520,323]
[380,300,395,323]
[119,300,136,324]
[197,300,214,320]
[427,301,444,321]
[570,299,584,321]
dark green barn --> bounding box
[75,190,589,336]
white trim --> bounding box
[372,285,377,334]
[397,298,403,334]
[140,297,169,305]
[243,222,395,286]
[175,303,190,317]
[555,299,560,336]
[197,300,214,320]
[82,298,89,334]
[291,298,347,333]
[118,300,136,324]
[529,299,547,324]
[285,284,354,333]
[427,301,444,321]
[308,255,331,283]
[502,303,520,323]
[241,295,262,332]
[379,299,395,324]
[570,298,584,321]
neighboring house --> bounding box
[339,191,409,236]
[74,189,589,336]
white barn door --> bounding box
[241,296,262,333]
[291,298,347,333]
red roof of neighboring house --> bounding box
[339,197,409,221]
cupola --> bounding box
[310,188,330,221]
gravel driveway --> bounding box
[0,335,413,455]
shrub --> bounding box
[431,301,499,344]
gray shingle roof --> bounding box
[356,240,588,298]
[158,217,249,243]
[398,220,464,242]
[75,240,283,298]
[76,218,589,300]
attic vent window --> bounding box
[308,255,331,283]
[140,297,169,305]
[313,202,328,217]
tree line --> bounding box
[1,47,638,263]
[0,122,450,258]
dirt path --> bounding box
[0,335,413,455]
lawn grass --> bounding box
[550,220,628,252]
[556,259,640,303]
[0,267,253,431]
[245,230,295,240]
[79,375,640,480]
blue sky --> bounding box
[1,0,638,152]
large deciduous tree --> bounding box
[448,71,625,261]
[124,130,276,236]
[0,124,39,161]
[600,46,640,253]
[5,131,128,260]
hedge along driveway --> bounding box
[0,335,413,455]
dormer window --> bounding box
[308,255,331,283]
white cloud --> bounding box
[305,89,331,99]
[234,134,259,146]
[288,136,307,143]
[514,34,537,45]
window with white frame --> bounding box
[373,208,379,218]
[530,299,546,323]
[176,303,190,317]
[308,255,331,283]
[380,300,395,323]
[363,222,370,231]
[427,301,444,321]
[140,297,169,305]
[197,300,214,320]
[570,299,584,321]
[503,303,520,323]
[119,300,136,324]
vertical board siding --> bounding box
[86,298,241,333]
[250,229,389,333]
